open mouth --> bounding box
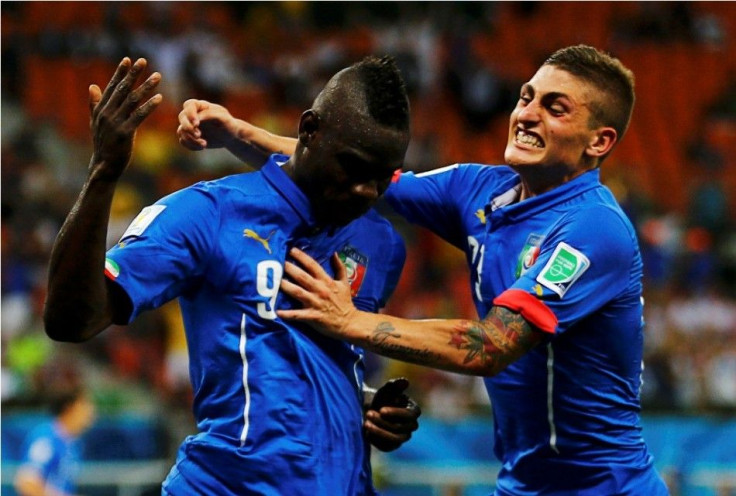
[514,129,544,148]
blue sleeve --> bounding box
[385,165,466,248]
[105,186,218,322]
[510,205,638,333]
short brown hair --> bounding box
[544,45,635,140]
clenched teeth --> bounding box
[515,130,543,148]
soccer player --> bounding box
[14,388,96,496]
[178,45,670,495]
[44,56,420,495]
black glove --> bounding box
[365,377,421,452]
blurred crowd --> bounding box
[2,1,736,441]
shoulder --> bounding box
[407,162,514,182]
[562,198,637,244]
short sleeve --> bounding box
[105,186,219,322]
[385,165,465,247]
[505,205,638,333]
[386,164,514,249]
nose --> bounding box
[352,181,379,201]
[517,99,541,124]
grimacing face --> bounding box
[299,113,408,227]
[504,65,604,174]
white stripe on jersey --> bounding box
[350,345,362,394]
[414,164,460,177]
[547,343,560,454]
[239,313,251,447]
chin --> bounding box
[505,147,543,168]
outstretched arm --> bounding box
[177,99,297,167]
[44,57,162,342]
[279,248,546,376]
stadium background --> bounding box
[2,2,735,495]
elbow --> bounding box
[43,304,101,343]
[470,361,506,378]
[44,319,90,343]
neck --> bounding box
[282,156,297,180]
[514,164,593,200]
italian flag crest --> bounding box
[338,245,368,297]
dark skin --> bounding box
[45,57,161,342]
[44,57,417,451]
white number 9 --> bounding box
[256,260,283,319]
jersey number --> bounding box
[468,236,484,301]
[256,261,283,319]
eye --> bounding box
[549,104,565,115]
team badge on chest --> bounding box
[338,245,368,297]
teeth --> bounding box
[516,130,543,148]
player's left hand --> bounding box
[364,378,421,452]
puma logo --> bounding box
[475,209,486,225]
[244,229,275,254]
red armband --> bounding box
[493,289,557,334]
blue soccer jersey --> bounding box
[18,421,80,494]
[386,164,668,495]
[105,155,405,495]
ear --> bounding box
[585,127,617,159]
[298,110,320,146]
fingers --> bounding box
[365,420,410,446]
[94,57,132,120]
[331,252,348,283]
[121,70,162,117]
[279,278,321,310]
[369,403,421,425]
[92,57,162,132]
[365,407,419,452]
[130,91,163,127]
[88,84,102,116]
[288,248,332,281]
[181,99,203,127]
[106,57,147,111]
[177,99,207,150]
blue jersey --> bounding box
[106,155,405,495]
[18,421,80,494]
[386,165,668,495]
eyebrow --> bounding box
[521,83,572,101]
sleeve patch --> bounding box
[536,242,590,298]
[493,289,557,334]
[120,205,166,240]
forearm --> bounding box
[44,164,118,342]
[338,308,536,377]
[229,120,297,166]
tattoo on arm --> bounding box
[448,307,541,372]
[370,322,442,364]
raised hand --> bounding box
[177,99,239,151]
[88,57,162,181]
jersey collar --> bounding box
[261,154,319,231]
[491,168,602,222]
